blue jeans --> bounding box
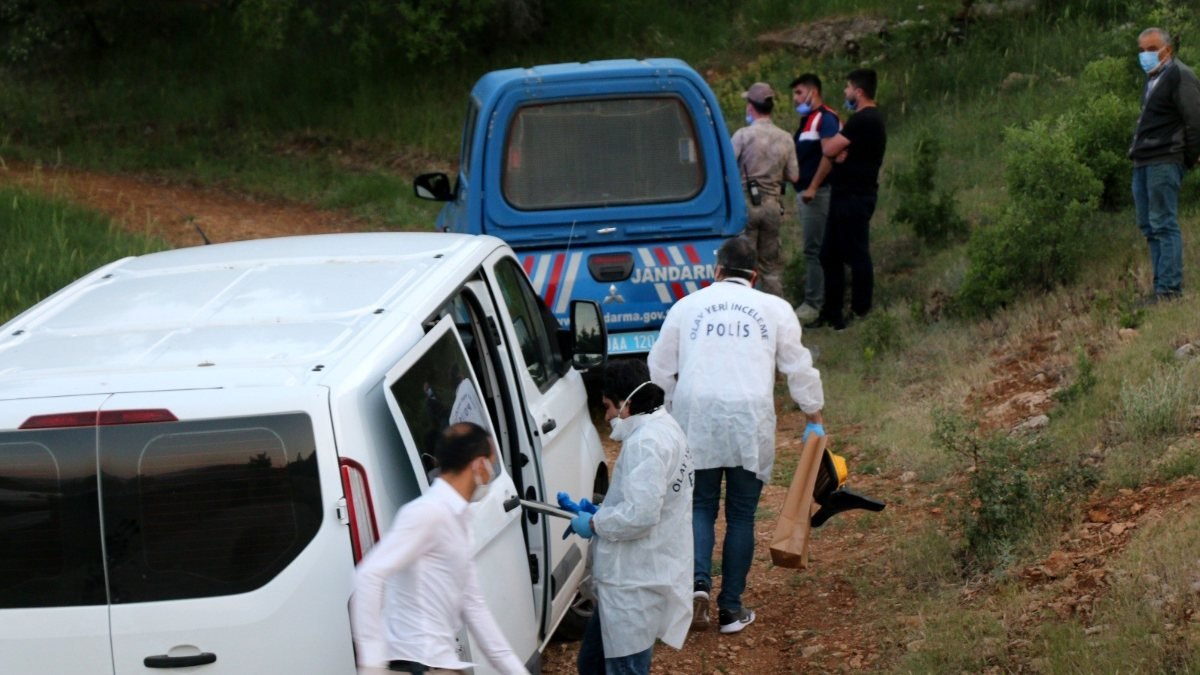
[1132,162,1185,295]
[693,466,764,613]
[577,609,653,675]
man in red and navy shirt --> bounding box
[790,73,841,324]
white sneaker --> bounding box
[794,303,820,324]
[718,607,756,634]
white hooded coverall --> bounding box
[647,277,824,483]
[590,408,694,658]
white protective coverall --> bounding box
[590,407,694,658]
[647,277,824,483]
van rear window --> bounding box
[0,429,106,609]
[502,96,704,210]
[0,413,322,608]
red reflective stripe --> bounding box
[654,247,670,267]
[684,245,701,264]
[700,280,712,288]
[522,256,535,276]
[543,253,566,309]
[671,282,686,300]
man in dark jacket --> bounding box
[1130,27,1200,302]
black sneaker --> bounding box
[718,607,756,634]
[691,581,710,631]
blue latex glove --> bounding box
[562,511,595,540]
[557,491,599,514]
[803,422,826,443]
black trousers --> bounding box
[820,188,877,327]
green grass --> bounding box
[0,187,167,323]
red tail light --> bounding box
[588,252,634,282]
[340,458,380,563]
[20,409,177,430]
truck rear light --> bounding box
[587,253,634,282]
[340,458,380,564]
[19,409,178,429]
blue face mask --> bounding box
[844,98,858,112]
[745,114,754,125]
[796,101,812,115]
[1139,49,1161,73]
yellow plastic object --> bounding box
[830,451,848,487]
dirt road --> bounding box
[0,162,364,246]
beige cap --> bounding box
[741,82,775,105]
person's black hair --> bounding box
[601,359,664,416]
[717,236,756,280]
[847,68,878,100]
[435,422,492,473]
[789,73,822,93]
[749,98,774,115]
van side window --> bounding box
[99,413,321,603]
[0,429,106,609]
[494,258,567,391]
[387,326,491,479]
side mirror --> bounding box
[570,300,607,370]
[413,172,454,201]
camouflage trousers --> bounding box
[743,198,785,298]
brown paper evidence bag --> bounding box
[769,434,887,569]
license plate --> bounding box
[608,330,658,355]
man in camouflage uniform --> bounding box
[730,82,800,299]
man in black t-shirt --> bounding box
[816,69,887,331]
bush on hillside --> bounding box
[1071,57,1141,210]
[932,408,1096,573]
[890,131,968,246]
[956,121,1102,314]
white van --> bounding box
[0,233,610,674]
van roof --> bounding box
[0,233,501,398]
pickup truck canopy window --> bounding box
[502,96,704,211]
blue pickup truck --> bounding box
[414,58,746,355]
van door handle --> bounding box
[144,653,217,668]
[541,418,557,434]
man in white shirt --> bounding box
[350,422,528,675]
[648,236,826,635]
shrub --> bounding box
[1052,346,1098,407]
[931,408,1094,572]
[1118,364,1198,441]
[1059,92,1139,210]
[859,310,903,361]
[956,121,1102,314]
[889,131,968,246]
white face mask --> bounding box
[609,381,653,442]
[470,455,500,502]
